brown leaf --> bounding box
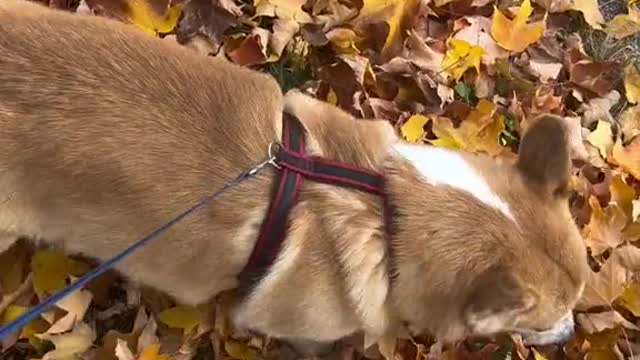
[576,311,639,334]
[567,48,619,97]
[227,29,270,66]
[577,245,639,310]
[176,0,240,55]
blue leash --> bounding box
[0,154,277,340]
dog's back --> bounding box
[0,0,283,302]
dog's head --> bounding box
[388,114,589,345]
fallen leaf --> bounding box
[576,310,639,334]
[619,283,640,316]
[623,64,640,105]
[86,0,182,36]
[610,137,640,180]
[175,0,240,55]
[138,344,173,360]
[606,4,640,39]
[115,338,136,360]
[400,114,428,142]
[270,19,300,58]
[580,90,620,128]
[47,289,93,334]
[353,0,420,59]
[610,174,637,220]
[490,0,546,52]
[582,195,627,255]
[527,59,563,83]
[255,0,312,23]
[158,305,200,334]
[224,339,260,360]
[452,16,509,65]
[432,99,506,155]
[227,29,270,66]
[37,322,96,360]
[577,245,635,309]
[586,120,614,159]
[441,38,484,81]
[571,0,604,29]
[619,105,640,141]
[32,251,72,298]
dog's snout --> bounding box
[519,312,575,346]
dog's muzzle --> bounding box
[518,311,575,346]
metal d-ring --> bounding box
[267,141,282,169]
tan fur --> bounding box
[0,0,589,352]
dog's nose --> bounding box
[519,312,575,346]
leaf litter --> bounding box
[3,0,640,359]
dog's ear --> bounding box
[463,266,537,335]
[516,114,571,196]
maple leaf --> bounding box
[610,137,640,180]
[441,38,485,81]
[578,244,640,310]
[582,195,627,256]
[490,0,546,52]
[353,0,420,59]
[400,115,428,142]
[452,16,509,65]
[431,99,506,156]
[138,344,173,360]
[610,174,637,221]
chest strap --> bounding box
[237,113,391,290]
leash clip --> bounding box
[247,142,282,177]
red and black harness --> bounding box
[237,113,395,290]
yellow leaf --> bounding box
[32,251,71,298]
[624,64,640,104]
[491,0,546,52]
[37,322,96,360]
[571,0,605,29]
[224,339,259,360]
[400,115,428,142]
[610,137,640,179]
[356,0,419,57]
[586,120,614,159]
[127,0,183,36]
[430,136,462,150]
[432,100,505,156]
[619,283,640,316]
[583,196,628,255]
[610,174,637,220]
[327,87,338,105]
[157,305,200,334]
[138,344,173,360]
[441,38,485,81]
[533,349,549,360]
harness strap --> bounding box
[237,113,387,290]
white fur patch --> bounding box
[392,143,516,222]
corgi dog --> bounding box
[0,0,589,356]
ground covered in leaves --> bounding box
[1,0,640,359]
